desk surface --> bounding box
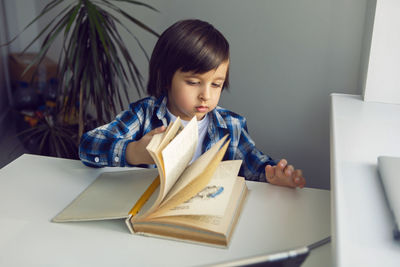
[0,154,330,266]
[330,94,400,267]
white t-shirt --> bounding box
[166,109,209,163]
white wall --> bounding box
[362,0,400,104]
[26,0,369,189]
[3,0,40,53]
[0,0,42,137]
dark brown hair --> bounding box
[147,19,230,97]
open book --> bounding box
[53,117,248,247]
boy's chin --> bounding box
[195,113,208,121]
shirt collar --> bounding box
[153,94,170,126]
[210,107,228,129]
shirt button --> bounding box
[94,157,99,163]
[114,156,119,163]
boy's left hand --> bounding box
[265,159,306,188]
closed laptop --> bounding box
[378,156,400,240]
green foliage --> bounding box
[17,111,79,159]
[5,0,159,158]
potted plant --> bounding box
[5,0,159,158]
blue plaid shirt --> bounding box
[79,95,277,181]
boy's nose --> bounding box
[199,86,211,101]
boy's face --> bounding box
[167,60,229,121]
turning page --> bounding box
[161,117,198,200]
[160,160,242,217]
[148,138,230,218]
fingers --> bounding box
[147,126,166,136]
[265,159,306,189]
[285,165,294,177]
[275,159,294,182]
[275,159,287,178]
[265,164,274,178]
[265,165,276,183]
[292,169,306,188]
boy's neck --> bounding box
[166,108,208,126]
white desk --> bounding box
[330,94,400,266]
[0,154,330,266]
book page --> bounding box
[160,117,198,200]
[156,117,184,153]
[143,177,247,235]
[52,168,159,222]
[178,177,247,234]
[147,139,230,218]
[143,118,184,216]
[162,135,229,203]
[159,160,242,217]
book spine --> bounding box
[125,215,135,234]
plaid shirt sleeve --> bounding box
[210,108,277,182]
[236,118,277,182]
[79,97,158,167]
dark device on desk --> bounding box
[377,156,400,240]
[212,236,331,267]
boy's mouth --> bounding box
[195,106,208,113]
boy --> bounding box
[79,19,305,188]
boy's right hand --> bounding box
[126,126,166,165]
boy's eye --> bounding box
[186,80,199,85]
[212,83,222,88]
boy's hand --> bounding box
[126,126,166,165]
[265,159,306,188]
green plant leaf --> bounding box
[21,5,72,55]
[101,0,159,37]
[86,0,109,53]
[105,0,159,12]
[22,6,73,77]
[65,3,81,34]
